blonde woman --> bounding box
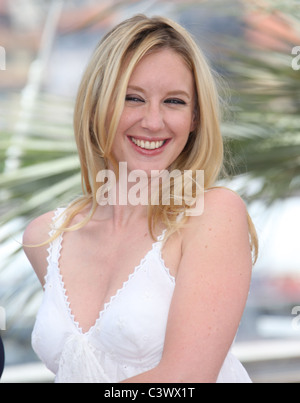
[24,15,258,383]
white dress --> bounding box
[32,208,251,383]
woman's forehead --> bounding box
[127,49,194,91]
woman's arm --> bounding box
[122,188,252,383]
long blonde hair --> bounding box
[53,14,258,262]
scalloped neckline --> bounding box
[53,229,175,336]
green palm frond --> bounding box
[0,93,81,223]
[220,16,300,202]
[0,92,81,330]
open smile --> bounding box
[128,136,170,154]
[130,137,167,150]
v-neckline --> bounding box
[54,230,168,336]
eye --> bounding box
[164,98,187,105]
[125,95,145,103]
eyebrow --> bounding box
[127,85,192,101]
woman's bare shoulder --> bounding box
[181,187,251,269]
[203,187,247,215]
[185,187,248,237]
[23,211,56,286]
[23,211,55,247]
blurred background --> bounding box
[0,0,300,383]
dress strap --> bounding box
[156,211,184,246]
[46,208,66,269]
[156,229,167,244]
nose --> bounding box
[141,102,165,132]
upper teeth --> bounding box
[131,137,165,150]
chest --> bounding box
[57,224,181,333]
[33,248,176,378]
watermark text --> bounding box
[292,46,300,71]
[0,46,6,71]
[0,307,6,331]
[292,306,300,330]
[96,162,204,216]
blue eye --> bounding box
[125,96,144,103]
[165,99,186,105]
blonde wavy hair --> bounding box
[53,14,258,262]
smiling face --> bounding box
[111,49,196,175]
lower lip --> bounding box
[128,137,170,156]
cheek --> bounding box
[117,108,140,133]
[171,113,194,140]
[115,116,128,136]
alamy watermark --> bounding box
[0,46,5,71]
[291,46,300,71]
[291,306,300,330]
[0,307,6,331]
[96,162,204,216]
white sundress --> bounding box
[31,208,252,383]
